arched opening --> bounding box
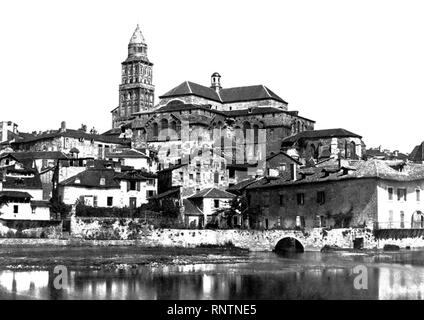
[274,237,304,254]
[350,141,356,159]
[152,122,158,138]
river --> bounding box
[0,246,423,299]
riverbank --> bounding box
[0,245,250,271]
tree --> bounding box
[214,195,248,228]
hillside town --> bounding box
[1,25,424,237]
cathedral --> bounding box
[107,25,317,196]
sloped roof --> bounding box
[2,167,42,190]
[0,191,32,199]
[188,188,235,199]
[266,151,302,164]
[281,128,362,146]
[105,148,149,159]
[227,178,258,193]
[183,199,203,216]
[11,129,128,146]
[9,151,68,160]
[246,160,424,190]
[159,81,287,104]
[150,187,180,200]
[409,144,423,162]
[59,169,120,188]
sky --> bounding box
[0,0,423,154]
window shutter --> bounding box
[127,181,130,192]
[79,196,84,204]
[137,181,140,191]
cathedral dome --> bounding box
[129,24,146,45]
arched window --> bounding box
[316,143,322,159]
[253,124,259,144]
[350,141,356,158]
[170,120,177,139]
[152,122,158,138]
[160,119,169,140]
[310,144,316,159]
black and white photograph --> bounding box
[0,0,424,311]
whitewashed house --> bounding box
[185,188,235,228]
[58,168,157,208]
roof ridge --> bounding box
[186,81,193,94]
[262,85,272,98]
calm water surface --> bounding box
[1,249,424,300]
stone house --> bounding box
[0,191,50,221]
[281,128,365,164]
[10,122,129,159]
[58,168,157,208]
[185,188,235,228]
[245,159,424,231]
[105,148,152,171]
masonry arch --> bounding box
[274,237,304,253]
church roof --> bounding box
[159,81,287,104]
[281,128,362,146]
[129,24,146,45]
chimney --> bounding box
[60,121,66,132]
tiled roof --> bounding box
[0,191,32,199]
[188,187,235,199]
[105,148,149,159]
[150,187,180,200]
[227,178,258,192]
[11,129,128,146]
[220,85,287,104]
[115,170,157,180]
[9,151,68,160]
[159,81,287,104]
[59,169,120,188]
[246,160,424,190]
[2,167,42,190]
[30,200,50,207]
[281,128,362,146]
[409,144,423,162]
[183,199,203,216]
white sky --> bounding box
[0,0,423,154]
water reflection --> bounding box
[1,252,424,299]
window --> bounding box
[189,174,194,180]
[317,191,325,205]
[279,194,284,206]
[129,181,137,191]
[400,211,405,228]
[147,190,155,198]
[13,205,18,214]
[93,196,98,207]
[417,189,421,202]
[297,193,304,205]
[179,172,184,182]
[388,187,393,200]
[397,188,407,201]
[32,207,36,214]
[196,172,201,183]
[107,197,113,206]
[296,215,305,228]
[388,210,393,228]
[214,200,220,208]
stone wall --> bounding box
[70,215,379,251]
[0,219,63,239]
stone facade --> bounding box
[112,25,155,129]
[247,177,378,230]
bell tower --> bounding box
[112,24,155,129]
